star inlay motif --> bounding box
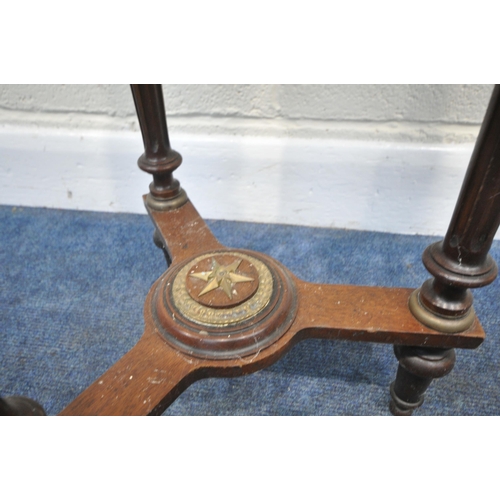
[189,258,254,299]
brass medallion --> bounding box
[186,255,259,308]
[153,249,298,360]
[172,252,273,326]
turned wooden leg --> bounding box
[60,196,485,416]
[410,84,500,332]
[395,85,500,415]
[60,84,490,416]
[153,228,172,266]
[390,346,455,416]
[130,84,188,211]
[0,395,46,416]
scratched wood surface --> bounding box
[59,199,484,416]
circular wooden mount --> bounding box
[151,249,298,360]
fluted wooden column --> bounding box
[391,84,500,415]
[410,85,500,332]
[131,84,188,210]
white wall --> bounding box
[0,85,495,236]
[0,84,493,141]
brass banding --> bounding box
[408,288,476,333]
[146,189,188,211]
[171,252,273,326]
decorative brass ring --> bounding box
[172,252,273,326]
[408,288,476,333]
[151,249,298,360]
[146,189,188,211]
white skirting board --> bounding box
[0,126,478,237]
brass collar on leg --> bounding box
[409,288,476,333]
[146,189,188,211]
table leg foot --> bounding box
[389,345,455,416]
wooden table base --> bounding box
[61,83,500,416]
[60,199,485,416]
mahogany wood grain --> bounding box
[418,84,500,318]
[293,282,483,349]
[59,200,485,416]
[131,84,183,200]
[59,84,496,416]
[60,293,199,416]
[145,196,224,264]
[390,346,456,416]
[390,85,500,413]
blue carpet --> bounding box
[1,205,499,415]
